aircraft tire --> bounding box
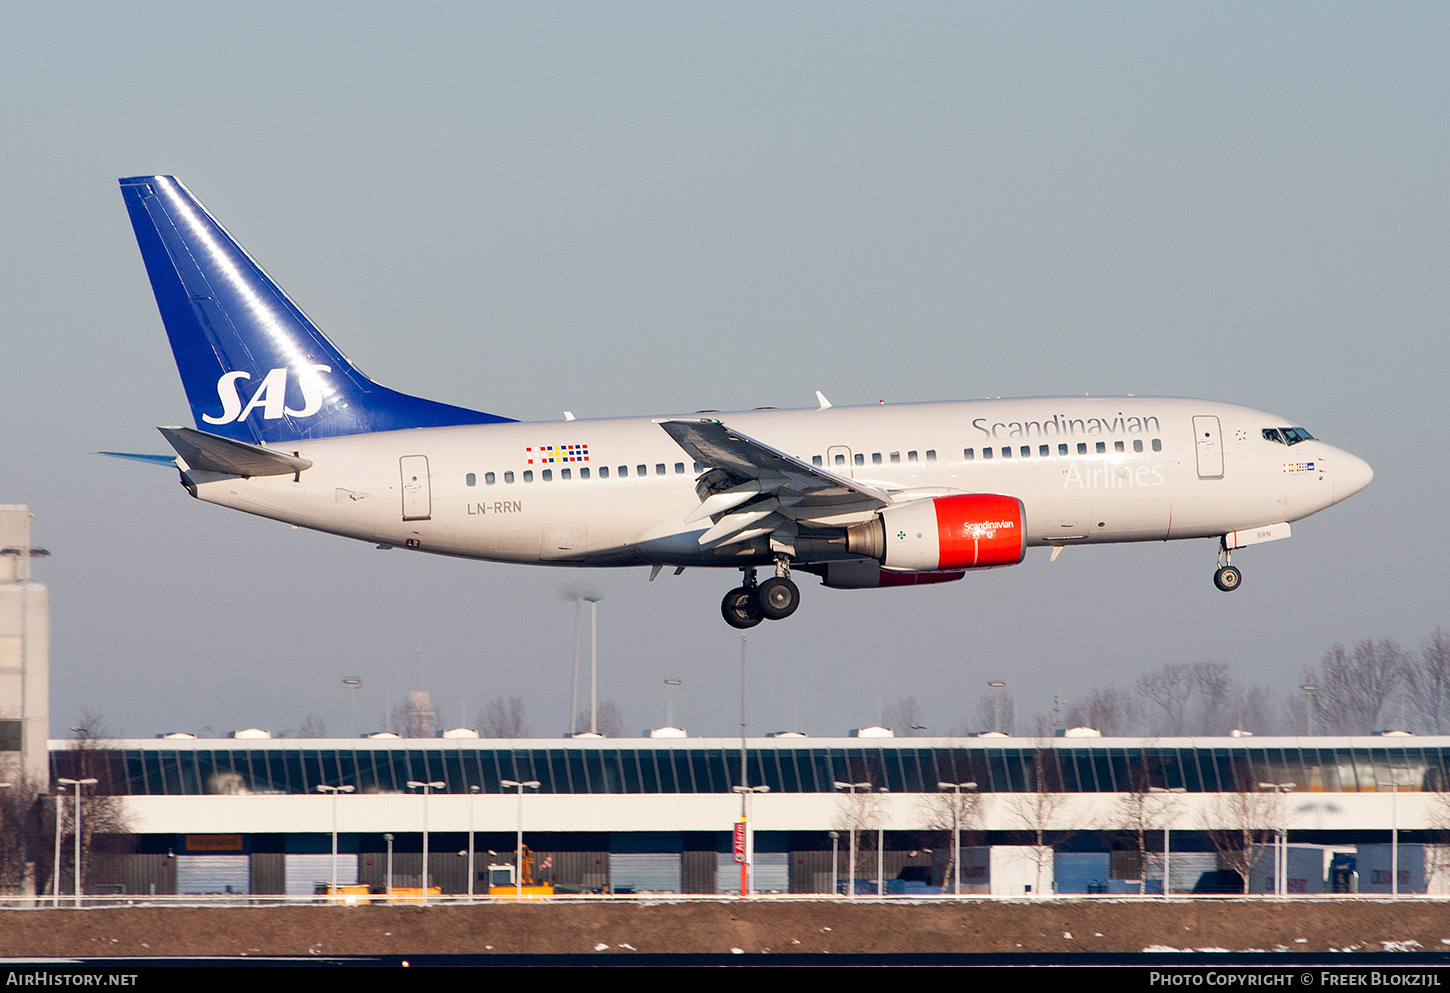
[722,586,764,628]
[756,576,801,620]
[1213,565,1242,592]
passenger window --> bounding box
[561,468,571,479]
[1001,447,1012,459]
[674,463,684,474]
[872,453,882,465]
[542,469,552,481]
[466,472,477,487]
[581,468,590,479]
[1058,444,1068,456]
[1039,445,1049,457]
[1114,441,1124,453]
[1151,439,1162,452]
[1095,442,1106,454]
[693,462,703,473]
[600,466,610,478]
[504,471,515,484]
[485,472,496,485]
[1077,443,1087,455]
[813,455,823,467]
[1020,446,1030,458]
[619,466,628,477]
[908,450,918,462]
[655,463,666,476]
[835,453,846,466]
[1133,440,1143,453]
[890,452,901,464]
[638,465,647,477]
[982,447,993,460]
[925,450,936,462]
[855,453,865,466]
[523,470,533,483]
[963,448,974,461]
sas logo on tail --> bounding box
[203,365,332,425]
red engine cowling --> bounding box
[847,494,1027,572]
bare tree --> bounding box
[1062,686,1138,736]
[1303,639,1407,734]
[1136,661,1240,736]
[478,696,530,738]
[1004,744,1076,895]
[388,691,438,738]
[882,696,927,736]
[49,715,132,897]
[0,781,41,896]
[297,714,328,738]
[1207,789,1280,894]
[917,787,983,890]
[1407,630,1450,734]
[574,699,625,738]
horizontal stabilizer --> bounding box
[158,426,313,478]
[95,451,180,468]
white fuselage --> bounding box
[186,396,1367,569]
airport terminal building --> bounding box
[42,732,1450,898]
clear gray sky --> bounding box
[0,2,1443,739]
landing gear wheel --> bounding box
[1213,565,1242,592]
[721,586,764,628]
[756,576,801,620]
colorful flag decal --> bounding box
[526,444,590,465]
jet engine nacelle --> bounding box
[847,493,1027,572]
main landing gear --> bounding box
[721,561,801,629]
[1213,540,1243,592]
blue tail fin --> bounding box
[119,176,513,444]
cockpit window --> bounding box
[1263,426,1315,446]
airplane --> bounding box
[107,175,1374,628]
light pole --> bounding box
[1149,786,1185,896]
[1300,683,1317,736]
[316,784,354,897]
[664,677,681,729]
[467,785,480,898]
[52,785,65,907]
[1258,782,1296,896]
[833,780,871,897]
[1379,781,1408,896]
[876,786,889,898]
[989,681,1006,734]
[57,777,96,907]
[407,780,445,901]
[732,785,770,896]
[500,779,539,899]
[384,833,394,899]
[343,677,362,737]
[937,781,978,896]
[587,596,600,733]
[829,831,839,895]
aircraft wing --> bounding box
[658,418,891,547]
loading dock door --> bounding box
[401,455,431,520]
[1192,416,1224,479]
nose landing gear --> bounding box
[720,560,801,628]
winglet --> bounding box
[815,390,832,409]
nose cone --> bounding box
[1334,450,1374,503]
